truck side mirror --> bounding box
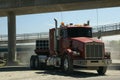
[97,30,102,39]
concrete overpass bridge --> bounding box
[0,0,120,63]
[93,22,120,37]
[0,32,48,44]
[0,0,120,16]
[0,22,120,44]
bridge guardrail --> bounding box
[0,32,49,41]
[0,22,120,41]
[93,22,120,33]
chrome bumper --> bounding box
[73,59,112,67]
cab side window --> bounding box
[60,29,67,38]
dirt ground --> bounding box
[0,66,120,80]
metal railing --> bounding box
[0,22,120,41]
[92,22,120,33]
[0,32,49,41]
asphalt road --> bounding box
[0,66,120,80]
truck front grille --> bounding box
[85,42,104,59]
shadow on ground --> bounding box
[0,66,30,72]
[0,66,106,78]
[36,69,103,78]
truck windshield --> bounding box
[67,27,92,38]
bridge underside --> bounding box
[0,0,120,16]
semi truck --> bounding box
[30,19,111,75]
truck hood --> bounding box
[71,37,103,43]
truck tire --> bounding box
[34,56,40,69]
[30,55,36,69]
[97,66,107,75]
[30,55,46,70]
[62,55,73,73]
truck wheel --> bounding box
[30,55,36,69]
[34,56,39,69]
[97,67,107,75]
[35,56,46,70]
[62,55,73,73]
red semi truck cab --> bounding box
[30,20,112,75]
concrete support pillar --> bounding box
[8,11,17,63]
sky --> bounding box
[0,7,120,37]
